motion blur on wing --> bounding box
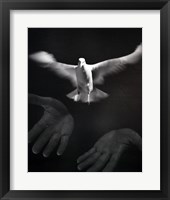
[29,44,142,104]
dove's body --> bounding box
[76,59,92,91]
[75,58,92,103]
[67,58,108,104]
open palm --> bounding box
[29,94,74,157]
[77,128,141,172]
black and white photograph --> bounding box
[28,28,142,172]
[2,0,170,198]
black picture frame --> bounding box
[0,0,169,199]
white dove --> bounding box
[29,44,142,104]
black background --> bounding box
[28,28,142,172]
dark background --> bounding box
[28,28,142,172]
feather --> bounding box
[91,58,126,85]
[91,44,142,85]
[29,51,77,86]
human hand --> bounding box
[77,128,141,172]
[28,94,74,157]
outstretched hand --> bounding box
[77,128,141,172]
[28,94,74,157]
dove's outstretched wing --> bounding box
[91,58,126,85]
[29,51,77,87]
[49,62,77,86]
[91,44,142,85]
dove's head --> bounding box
[78,58,86,68]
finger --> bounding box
[55,116,73,156]
[28,115,46,143]
[102,145,127,172]
[78,152,100,171]
[32,127,53,154]
[43,133,60,157]
[57,136,69,156]
[87,152,110,172]
[77,147,96,164]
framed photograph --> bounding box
[0,0,169,199]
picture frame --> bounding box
[0,0,169,199]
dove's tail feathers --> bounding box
[90,88,109,102]
[66,88,108,103]
[66,89,80,102]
